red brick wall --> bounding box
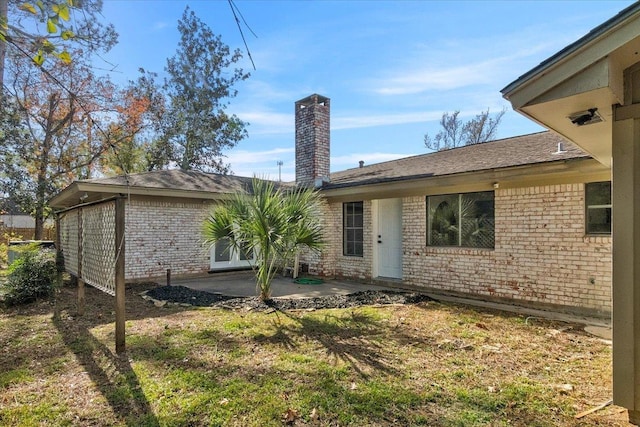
[295,95,330,187]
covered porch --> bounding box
[501,3,640,423]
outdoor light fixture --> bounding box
[80,192,89,201]
[568,108,603,126]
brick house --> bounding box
[50,171,263,280]
[293,95,611,318]
[50,93,612,318]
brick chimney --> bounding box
[295,94,330,187]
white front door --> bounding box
[210,238,254,270]
[377,198,402,279]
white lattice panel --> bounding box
[59,210,79,276]
[81,202,117,296]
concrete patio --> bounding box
[166,271,612,338]
[169,271,396,299]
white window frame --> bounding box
[343,201,364,257]
[210,238,255,270]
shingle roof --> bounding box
[325,131,589,189]
[84,169,259,194]
[54,131,590,207]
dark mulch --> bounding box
[145,285,433,311]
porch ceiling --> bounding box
[501,3,640,167]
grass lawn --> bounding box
[0,282,626,426]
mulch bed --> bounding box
[144,285,433,311]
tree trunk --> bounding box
[34,207,44,240]
[0,0,7,92]
[34,151,48,240]
[33,94,57,240]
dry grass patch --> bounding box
[0,283,626,426]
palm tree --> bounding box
[202,178,324,300]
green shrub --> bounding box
[0,231,24,267]
[2,247,59,306]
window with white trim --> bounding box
[343,201,364,256]
[211,238,254,270]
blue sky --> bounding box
[99,0,635,181]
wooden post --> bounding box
[166,268,171,286]
[613,65,640,424]
[77,209,85,316]
[293,253,300,279]
[54,215,62,286]
[115,198,126,354]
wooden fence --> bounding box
[0,226,56,243]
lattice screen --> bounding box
[81,201,117,296]
[58,200,119,296]
[59,210,79,276]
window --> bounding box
[344,202,364,256]
[214,237,232,262]
[427,191,495,248]
[586,181,611,234]
[211,237,255,270]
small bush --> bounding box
[1,247,59,306]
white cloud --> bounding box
[227,147,295,181]
[373,62,494,96]
[152,21,169,31]
[231,168,295,182]
[366,28,568,96]
[333,111,443,130]
[236,78,312,107]
[227,147,294,165]
[239,104,443,135]
[236,110,292,135]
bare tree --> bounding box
[1,49,117,238]
[424,108,506,151]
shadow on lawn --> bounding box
[50,283,194,426]
[53,314,159,426]
[259,308,425,377]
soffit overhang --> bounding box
[50,159,610,208]
[321,158,609,203]
[49,181,236,210]
[501,3,640,168]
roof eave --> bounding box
[49,181,239,210]
[321,157,608,202]
[501,2,640,98]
